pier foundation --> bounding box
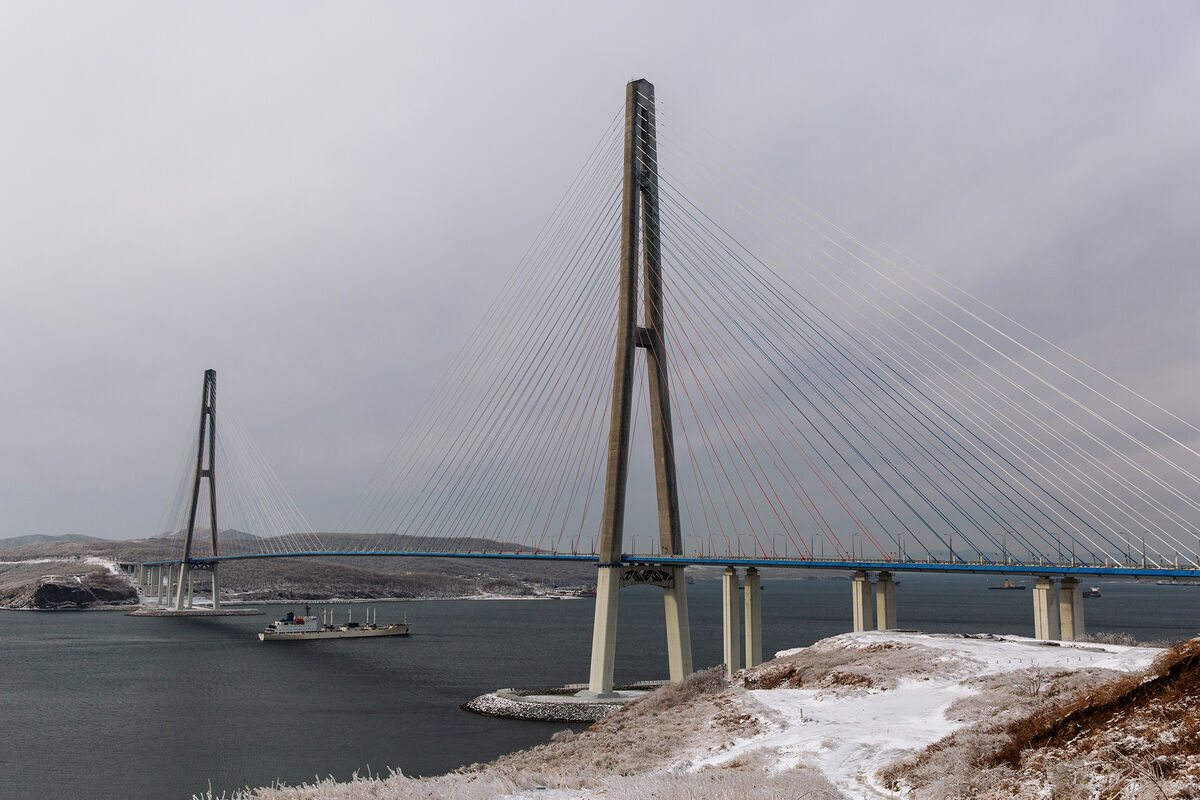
[722,567,742,675]
[1058,577,1084,640]
[1033,577,1060,640]
[851,570,872,632]
[174,563,188,610]
[875,571,897,630]
[743,567,762,668]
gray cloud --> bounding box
[1,1,1196,539]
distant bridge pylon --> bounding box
[174,368,221,610]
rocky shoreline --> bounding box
[0,560,138,610]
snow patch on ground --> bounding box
[693,631,1158,798]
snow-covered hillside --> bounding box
[200,632,1189,800]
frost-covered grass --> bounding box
[703,632,1158,798]
[198,631,1173,800]
[881,637,1200,799]
[197,766,839,800]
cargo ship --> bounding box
[258,605,411,641]
[987,579,1026,590]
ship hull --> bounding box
[258,624,411,641]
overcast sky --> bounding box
[1,2,1196,540]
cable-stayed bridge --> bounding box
[134,80,1200,691]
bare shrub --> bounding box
[1019,668,1047,697]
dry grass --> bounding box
[882,638,1200,799]
[196,765,839,800]
[624,664,728,715]
[944,666,1122,726]
[990,638,1200,767]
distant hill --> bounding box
[0,534,107,550]
[0,533,598,602]
[149,528,261,540]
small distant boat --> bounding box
[546,585,596,598]
[1082,586,1101,597]
[987,579,1025,590]
[258,605,411,641]
[1154,580,1198,587]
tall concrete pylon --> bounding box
[175,369,222,611]
[584,79,693,696]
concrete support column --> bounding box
[722,567,742,675]
[851,570,872,632]
[211,565,221,611]
[155,566,163,603]
[1033,577,1060,640]
[166,565,175,607]
[583,566,621,696]
[1058,577,1084,641]
[662,566,693,683]
[875,571,898,630]
[186,572,194,609]
[744,567,762,668]
[174,563,188,610]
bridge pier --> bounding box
[1033,577,1060,640]
[211,565,221,611]
[584,563,690,696]
[722,567,741,675]
[851,570,872,632]
[663,566,692,682]
[875,571,898,630]
[186,571,194,608]
[155,566,163,603]
[174,563,188,610]
[1058,577,1084,640]
[584,566,621,698]
[744,567,762,668]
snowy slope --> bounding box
[686,631,1158,797]
[206,631,1162,800]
